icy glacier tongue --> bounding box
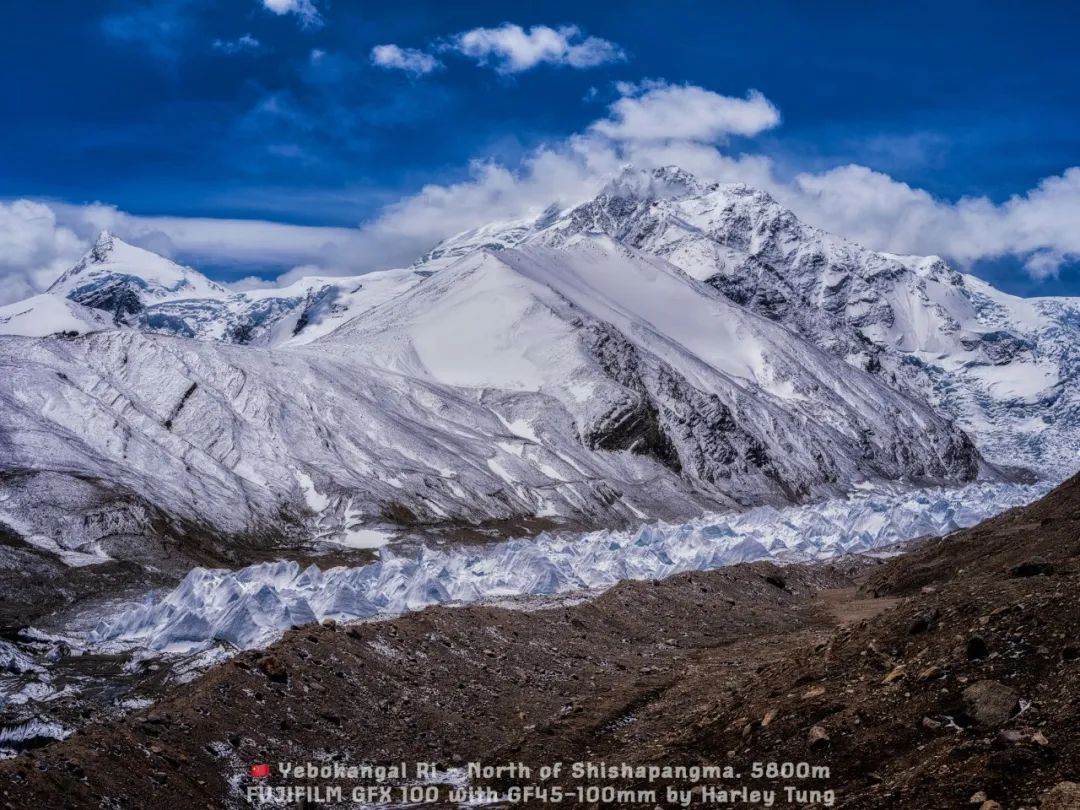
[85,480,1047,655]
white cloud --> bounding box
[101,0,195,62]
[1025,250,1066,280]
[54,203,369,270]
[591,82,780,143]
[212,34,261,54]
[785,164,1080,273]
[260,0,321,27]
[370,44,442,76]
[0,201,88,305]
[450,24,625,74]
[4,81,1080,305]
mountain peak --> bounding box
[48,233,227,305]
[88,230,116,263]
[600,165,709,202]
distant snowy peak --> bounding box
[49,232,228,316]
[23,231,425,346]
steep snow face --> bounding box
[84,479,1047,654]
[422,167,1080,472]
[0,238,984,555]
[0,324,728,553]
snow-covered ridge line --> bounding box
[86,481,1047,655]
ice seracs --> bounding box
[86,479,1048,654]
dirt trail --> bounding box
[816,587,900,625]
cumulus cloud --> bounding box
[0,201,88,305]
[212,34,261,54]
[592,82,780,143]
[54,204,368,270]
[450,24,625,73]
[786,164,1080,275]
[370,44,442,76]
[5,81,1080,305]
[260,0,321,27]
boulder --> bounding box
[961,680,1019,726]
[1010,559,1055,577]
[1041,782,1080,810]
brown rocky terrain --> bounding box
[1,473,1078,809]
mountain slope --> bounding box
[423,166,1080,471]
[0,236,986,562]
[0,293,115,338]
[331,237,983,499]
[5,168,1074,473]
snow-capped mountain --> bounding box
[48,231,228,309]
[0,217,990,559]
[422,166,1080,470]
[3,165,1076,564]
[0,231,424,347]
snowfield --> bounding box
[86,479,1047,654]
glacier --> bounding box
[85,479,1048,655]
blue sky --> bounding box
[1,0,1079,300]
